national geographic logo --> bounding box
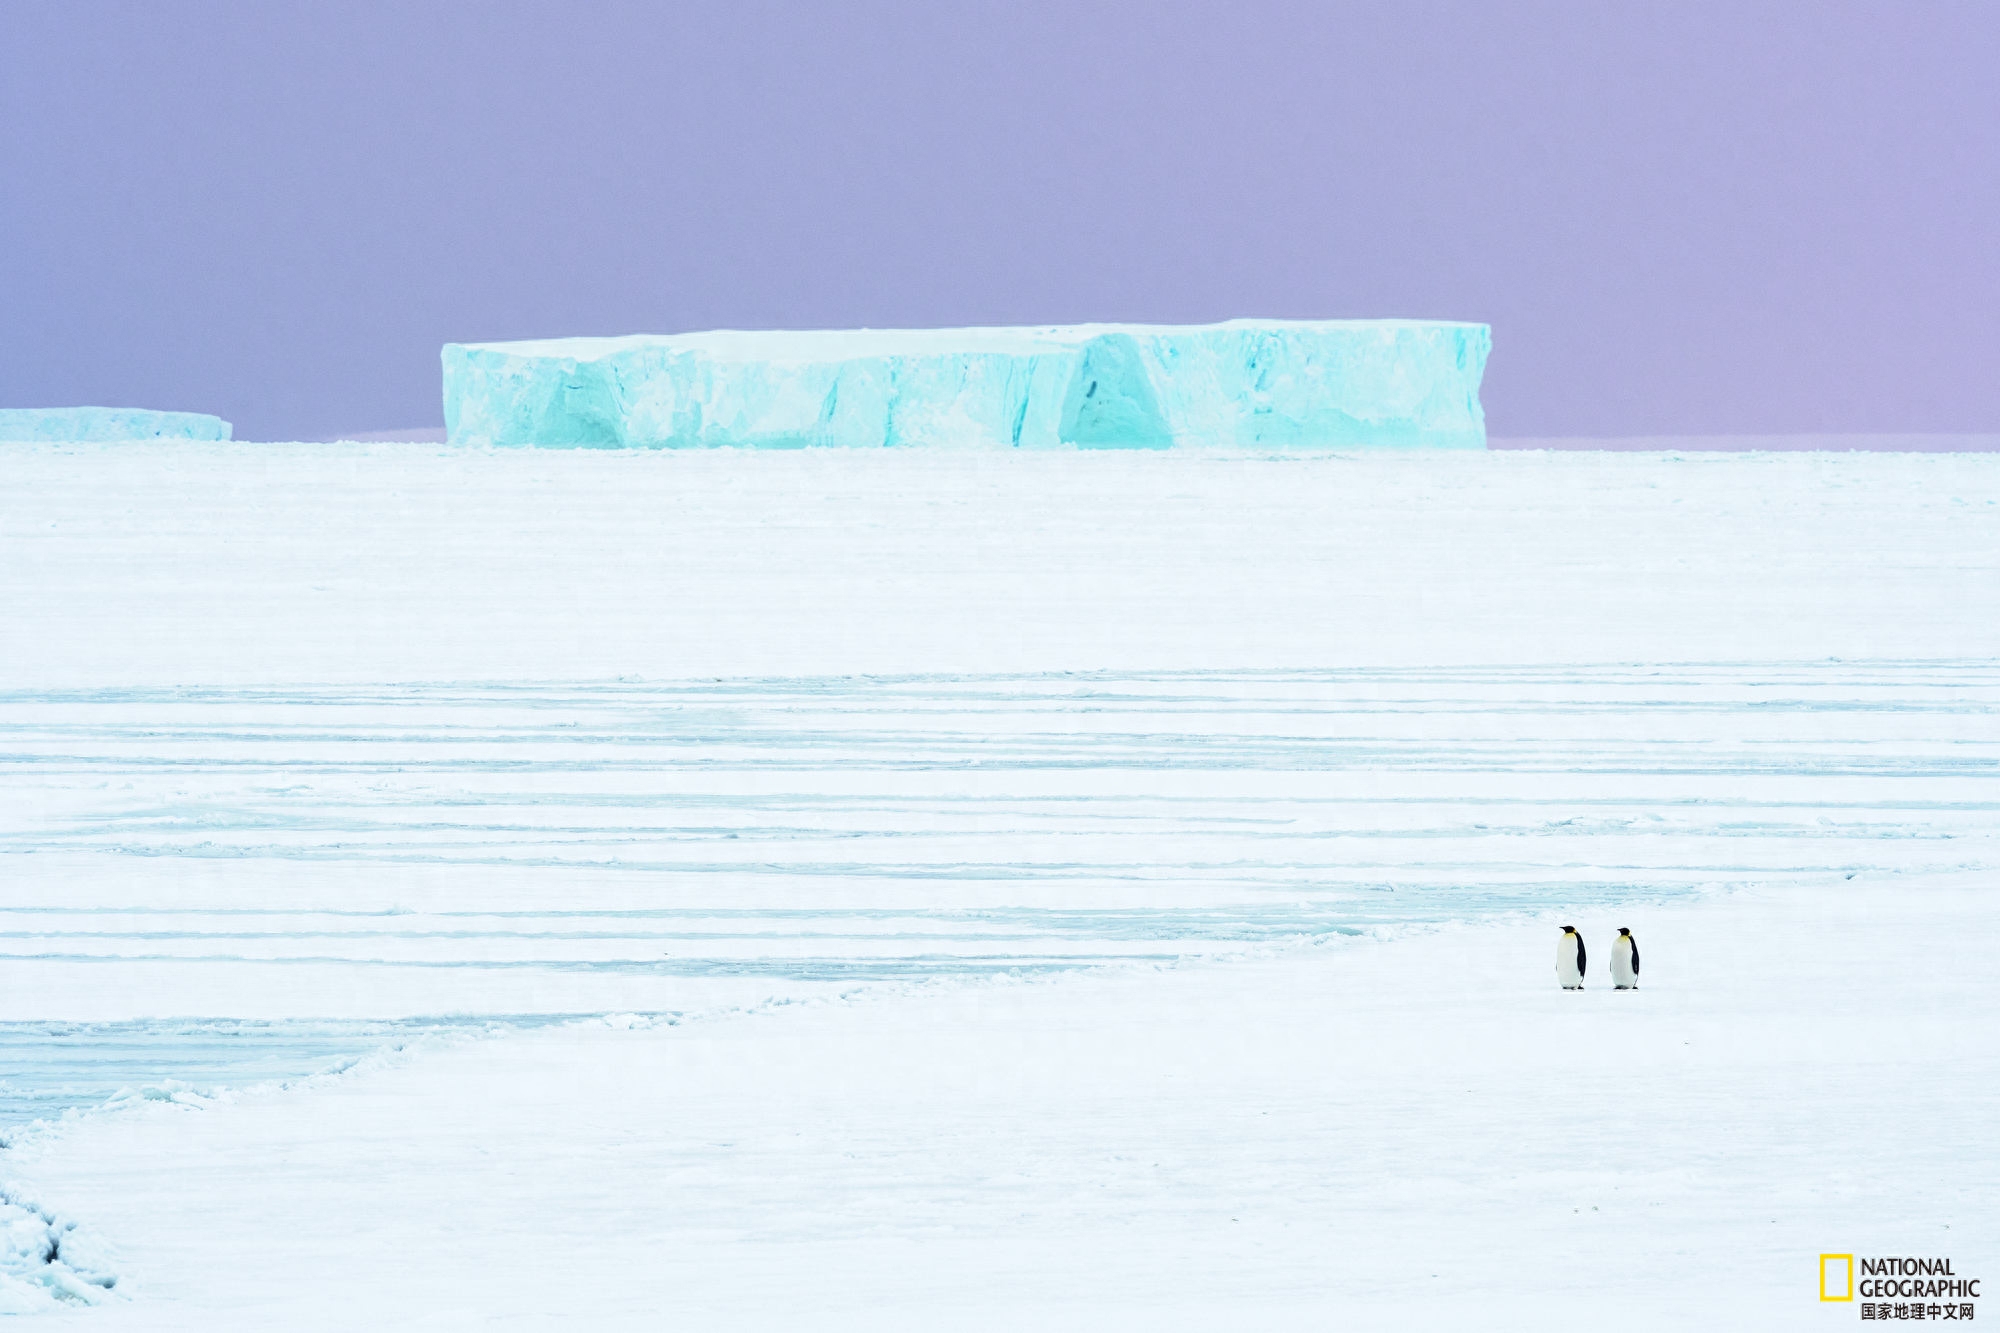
[1821,1254,1981,1321]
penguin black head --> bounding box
[1560,925,1577,934]
[1617,927,1631,937]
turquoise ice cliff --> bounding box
[0,407,232,442]
[442,320,1490,449]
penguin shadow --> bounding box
[1556,925,1640,992]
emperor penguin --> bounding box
[1611,927,1640,989]
[1557,925,1586,990]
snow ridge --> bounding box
[0,1182,117,1312]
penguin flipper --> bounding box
[1578,938,1587,976]
[1631,940,1639,974]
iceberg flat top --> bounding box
[466,318,1490,364]
[444,318,1492,450]
[0,406,231,443]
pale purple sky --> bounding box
[4,0,1996,442]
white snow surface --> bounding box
[4,444,1996,684]
[1,444,1997,1325]
[10,882,1995,1329]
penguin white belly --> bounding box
[1611,939,1638,988]
[1557,939,1583,988]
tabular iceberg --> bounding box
[0,407,232,443]
[442,319,1490,450]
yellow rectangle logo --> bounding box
[1821,1254,1855,1302]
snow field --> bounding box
[2,444,1997,1323]
[7,874,1994,1328]
[4,445,1997,686]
